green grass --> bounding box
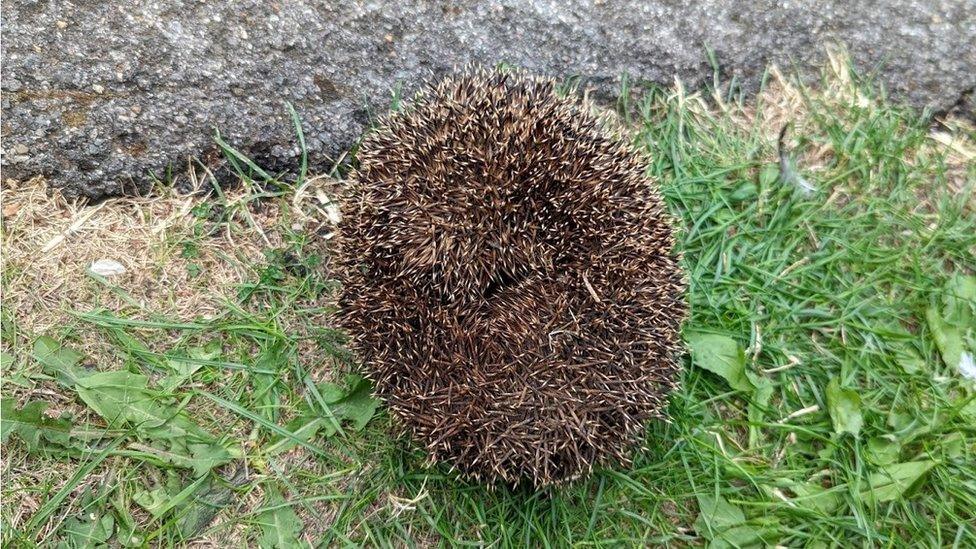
[2,61,975,547]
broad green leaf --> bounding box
[758,163,780,188]
[252,341,287,423]
[175,475,239,540]
[729,182,758,203]
[34,341,224,447]
[318,374,380,432]
[24,438,122,536]
[1,398,73,450]
[686,332,754,391]
[942,432,965,460]
[160,342,222,392]
[57,487,115,548]
[708,524,762,549]
[863,460,937,503]
[887,407,916,432]
[128,439,235,478]
[0,351,15,370]
[893,344,925,375]
[927,307,965,371]
[116,526,144,548]
[76,371,159,426]
[257,486,303,548]
[268,416,328,457]
[961,398,976,421]
[134,473,209,519]
[694,492,775,549]
[111,492,144,548]
[32,336,82,370]
[826,377,862,437]
[199,392,329,459]
[265,374,380,456]
[178,441,236,477]
[133,486,174,519]
[927,275,976,378]
[32,336,88,386]
[892,411,950,447]
[61,512,114,548]
[160,358,201,393]
[74,371,212,441]
[788,481,841,514]
[694,493,745,535]
[1,398,121,454]
[866,435,901,466]
[944,274,976,326]
[748,379,774,449]
[816,445,835,461]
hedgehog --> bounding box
[337,69,686,487]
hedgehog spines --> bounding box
[338,68,686,487]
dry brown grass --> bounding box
[687,48,975,212]
[1,173,342,355]
[0,173,343,543]
[2,178,261,344]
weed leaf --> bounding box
[160,342,222,392]
[175,474,241,540]
[866,435,901,466]
[268,374,379,455]
[317,374,380,432]
[748,379,774,448]
[694,493,745,533]
[928,275,976,377]
[257,486,303,548]
[927,307,966,372]
[252,341,287,423]
[686,332,754,391]
[133,486,172,519]
[694,493,763,548]
[74,371,208,440]
[892,343,925,375]
[1,398,73,450]
[134,473,209,521]
[826,378,862,437]
[32,336,88,386]
[62,511,114,548]
[864,460,937,503]
[944,274,975,326]
[788,481,842,514]
[128,440,235,478]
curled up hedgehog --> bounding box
[337,69,686,487]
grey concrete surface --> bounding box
[2,0,974,199]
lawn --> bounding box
[2,54,975,547]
